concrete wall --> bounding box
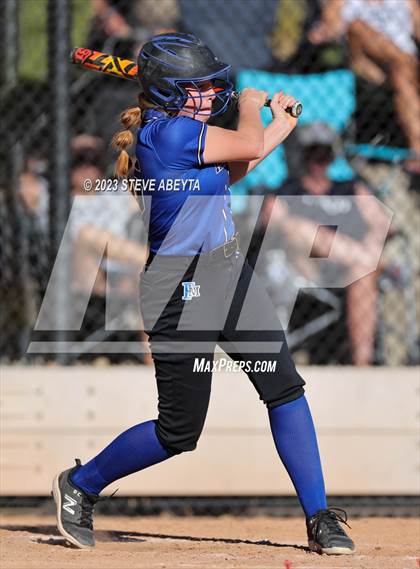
[1,366,419,495]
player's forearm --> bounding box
[236,104,265,157]
[229,118,292,184]
[249,117,292,169]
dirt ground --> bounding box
[0,514,419,569]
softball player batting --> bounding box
[53,33,355,555]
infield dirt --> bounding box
[0,514,418,569]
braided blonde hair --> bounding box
[112,95,158,177]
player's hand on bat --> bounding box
[239,88,268,110]
[270,91,299,129]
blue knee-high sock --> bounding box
[70,420,171,495]
[269,395,327,517]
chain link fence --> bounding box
[1,0,419,366]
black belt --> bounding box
[146,235,239,268]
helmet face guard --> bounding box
[150,72,233,117]
[138,33,233,117]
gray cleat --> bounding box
[306,508,356,555]
[52,459,99,549]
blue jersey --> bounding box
[135,109,235,255]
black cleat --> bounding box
[306,508,356,555]
[52,459,99,549]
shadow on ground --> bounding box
[0,524,308,552]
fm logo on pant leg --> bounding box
[182,281,200,301]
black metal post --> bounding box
[48,0,71,363]
[0,1,32,359]
[1,0,18,91]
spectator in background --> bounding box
[0,152,50,361]
[18,151,49,233]
[178,0,278,128]
[263,124,390,365]
[271,0,312,67]
[270,0,346,72]
[70,138,146,296]
[69,135,150,363]
[18,151,50,293]
[87,1,179,163]
[179,0,278,75]
[309,0,420,173]
[133,0,179,35]
[88,0,136,51]
[88,0,179,52]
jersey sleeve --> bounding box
[151,117,207,169]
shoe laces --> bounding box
[79,489,119,530]
[79,493,98,530]
[312,507,351,536]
